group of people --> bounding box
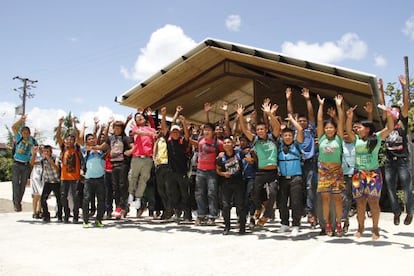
[10,76,414,239]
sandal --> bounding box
[325,223,333,237]
[336,222,343,237]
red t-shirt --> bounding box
[197,137,223,171]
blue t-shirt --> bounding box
[342,141,355,175]
[294,121,316,160]
[82,147,105,179]
[278,141,303,176]
[13,133,37,162]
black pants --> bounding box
[253,170,278,218]
[278,176,303,226]
[111,163,129,210]
[222,177,246,230]
[82,176,105,223]
[167,171,191,219]
[104,171,113,214]
[61,180,80,220]
[156,165,171,211]
[41,182,62,219]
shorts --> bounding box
[317,162,344,194]
[352,168,382,199]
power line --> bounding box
[13,76,38,116]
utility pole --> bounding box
[13,76,38,115]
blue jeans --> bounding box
[341,175,353,221]
[303,158,317,215]
[384,157,414,214]
[195,170,218,218]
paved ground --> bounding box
[0,181,413,276]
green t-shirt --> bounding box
[318,134,342,163]
[253,134,278,169]
[355,132,382,171]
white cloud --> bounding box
[281,33,368,64]
[374,54,387,67]
[121,24,196,82]
[403,16,414,40]
[0,101,126,149]
[225,15,241,32]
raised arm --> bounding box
[286,87,294,115]
[204,102,212,123]
[262,98,271,128]
[160,106,168,136]
[363,101,374,121]
[56,117,65,147]
[171,105,183,125]
[236,104,254,142]
[262,101,281,138]
[335,94,344,139]
[302,88,315,123]
[12,115,26,135]
[179,114,190,141]
[221,102,232,136]
[379,109,395,140]
[378,78,387,121]
[287,113,304,143]
[345,105,357,143]
[316,94,325,138]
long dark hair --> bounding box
[360,121,377,153]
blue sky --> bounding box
[1,0,414,145]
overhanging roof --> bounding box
[116,38,381,124]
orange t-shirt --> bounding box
[60,146,81,181]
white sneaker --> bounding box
[128,194,134,204]
[278,224,290,233]
[290,226,299,237]
[135,198,141,209]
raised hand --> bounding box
[399,75,407,86]
[220,102,228,111]
[285,88,292,100]
[346,105,357,118]
[334,94,343,106]
[160,106,167,116]
[363,101,373,114]
[301,88,310,100]
[176,105,183,113]
[235,104,244,115]
[270,103,279,114]
[204,102,212,112]
[317,94,325,105]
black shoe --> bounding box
[222,228,230,235]
[394,212,401,225]
[64,217,70,224]
[404,214,413,225]
[57,217,63,223]
[343,221,349,234]
[73,217,79,224]
[239,228,246,235]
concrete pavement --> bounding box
[0,181,413,276]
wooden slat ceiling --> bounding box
[117,38,380,125]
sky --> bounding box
[1,0,414,147]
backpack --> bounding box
[12,137,23,156]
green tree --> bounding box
[53,112,79,146]
[382,78,414,131]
